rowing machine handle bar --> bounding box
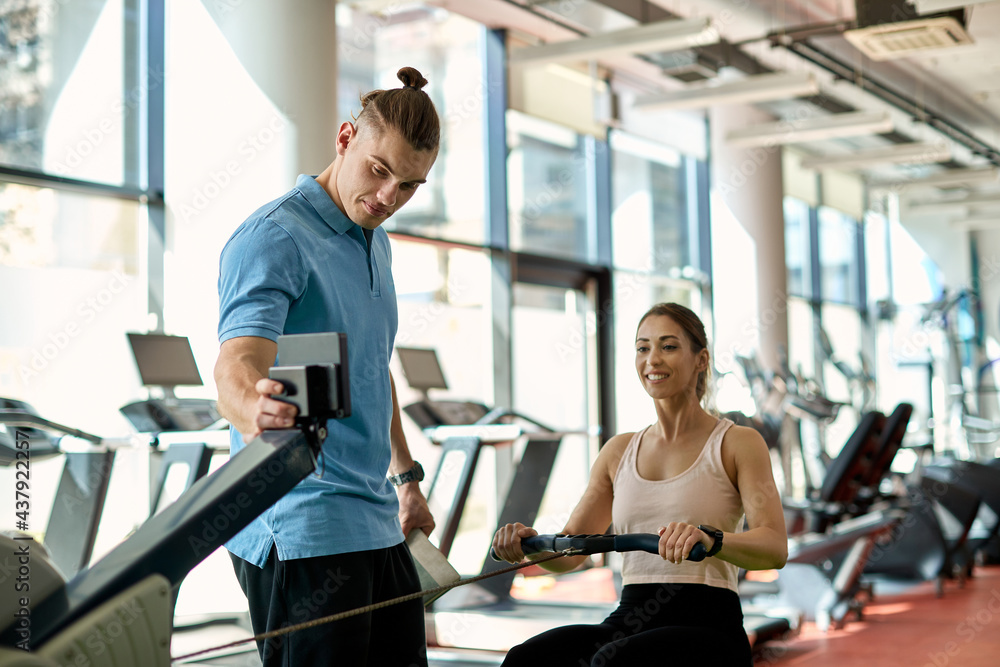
[490,533,707,562]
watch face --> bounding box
[698,525,722,556]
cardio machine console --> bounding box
[395,346,489,428]
[119,398,222,434]
[122,332,222,434]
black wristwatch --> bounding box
[388,461,424,487]
[698,524,724,558]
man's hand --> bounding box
[215,337,300,440]
[244,378,299,442]
[397,483,435,537]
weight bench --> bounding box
[743,509,903,631]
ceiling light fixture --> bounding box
[868,167,1000,192]
[799,142,951,171]
[725,111,893,148]
[508,17,718,66]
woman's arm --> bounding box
[492,432,631,573]
[662,425,787,569]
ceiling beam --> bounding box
[726,111,894,148]
[508,16,718,65]
[800,142,951,170]
[634,71,819,111]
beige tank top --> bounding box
[612,418,744,592]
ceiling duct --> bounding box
[844,0,974,61]
[653,50,720,83]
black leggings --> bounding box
[501,583,753,666]
[230,543,427,667]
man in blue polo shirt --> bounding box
[214,67,438,666]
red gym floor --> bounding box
[761,565,1000,667]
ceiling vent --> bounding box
[844,0,973,61]
[654,50,720,83]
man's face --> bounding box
[335,123,437,230]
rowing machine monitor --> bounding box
[268,332,351,451]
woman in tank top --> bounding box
[492,302,788,666]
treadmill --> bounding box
[119,332,230,520]
[0,333,348,666]
[0,399,134,578]
[119,332,223,438]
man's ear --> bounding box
[335,122,357,156]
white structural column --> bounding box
[206,0,339,172]
[709,104,790,375]
[162,0,339,397]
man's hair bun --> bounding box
[397,67,428,91]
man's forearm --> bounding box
[387,371,435,535]
[215,356,265,436]
[214,337,283,439]
[387,372,415,475]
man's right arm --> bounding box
[214,336,297,442]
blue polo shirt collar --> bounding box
[295,174,354,235]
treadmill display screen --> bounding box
[396,347,448,392]
[127,333,203,388]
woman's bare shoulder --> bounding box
[721,422,770,467]
[593,430,638,480]
[722,422,768,449]
[604,430,636,450]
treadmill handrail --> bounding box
[474,407,556,432]
[426,423,590,444]
[0,410,102,443]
